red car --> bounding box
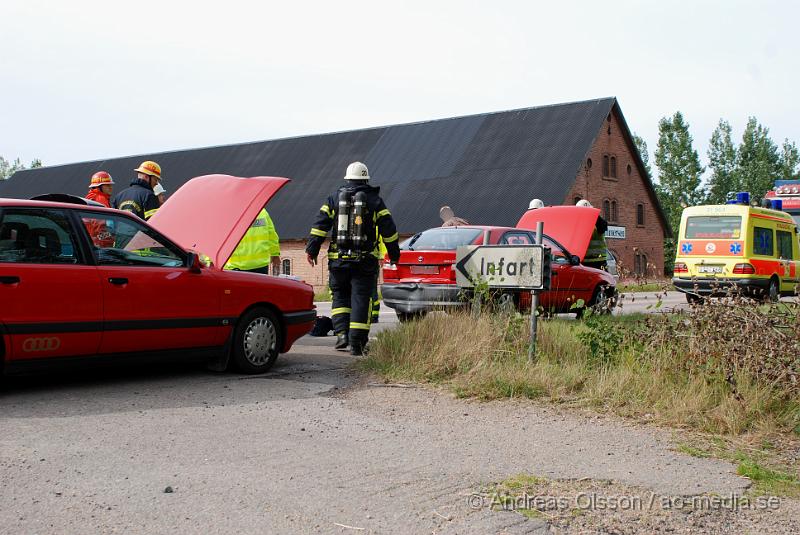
[0,175,315,375]
[381,207,616,320]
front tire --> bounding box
[232,307,281,374]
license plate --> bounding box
[410,265,439,275]
[698,265,723,274]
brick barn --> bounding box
[1,97,669,289]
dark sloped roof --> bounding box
[1,97,637,239]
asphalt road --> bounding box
[3,291,798,534]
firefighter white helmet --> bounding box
[576,199,592,207]
[344,161,370,181]
[528,198,544,209]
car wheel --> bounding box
[685,293,704,304]
[765,277,780,303]
[587,285,614,315]
[232,307,281,374]
[396,310,427,323]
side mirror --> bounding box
[570,255,581,266]
[187,252,202,274]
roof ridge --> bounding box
[14,97,617,173]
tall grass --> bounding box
[360,306,800,438]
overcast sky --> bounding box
[2,0,798,181]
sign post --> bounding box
[454,224,550,362]
[528,221,544,362]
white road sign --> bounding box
[455,245,548,289]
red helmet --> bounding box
[89,171,115,188]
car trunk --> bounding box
[384,227,485,284]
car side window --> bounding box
[79,211,185,267]
[500,232,533,245]
[777,230,794,260]
[0,208,80,264]
[543,237,569,265]
[752,226,774,256]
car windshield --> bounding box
[685,216,742,239]
[400,228,483,251]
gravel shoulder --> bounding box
[1,335,796,534]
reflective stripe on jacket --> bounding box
[224,209,280,271]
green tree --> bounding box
[654,112,705,235]
[705,119,738,204]
[632,133,652,177]
[735,117,780,201]
[0,156,43,180]
[778,139,799,181]
[654,112,705,275]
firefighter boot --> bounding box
[349,332,368,356]
[335,332,349,351]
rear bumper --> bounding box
[380,283,464,314]
[672,277,770,296]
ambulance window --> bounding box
[777,230,794,260]
[753,227,774,256]
[685,216,742,239]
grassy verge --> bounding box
[616,281,675,293]
[675,437,800,498]
[359,305,800,488]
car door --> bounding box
[77,211,225,355]
[0,207,102,361]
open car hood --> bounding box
[516,206,600,260]
[148,175,289,269]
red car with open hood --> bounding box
[381,206,616,320]
[0,175,315,375]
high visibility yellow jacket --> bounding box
[225,209,280,271]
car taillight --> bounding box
[673,262,688,273]
[733,263,755,274]
[383,263,398,279]
[449,264,456,281]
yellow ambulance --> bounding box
[672,193,800,303]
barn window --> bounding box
[635,252,649,276]
[282,258,291,275]
[603,200,611,221]
[602,155,610,177]
[610,157,617,178]
[586,158,592,169]
[637,203,645,226]
[611,200,618,223]
[627,164,632,175]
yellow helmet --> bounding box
[134,160,162,180]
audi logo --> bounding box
[22,337,61,353]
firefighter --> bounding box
[86,171,114,207]
[85,171,115,247]
[112,160,162,220]
[528,198,544,210]
[305,161,400,356]
[224,208,281,274]
[577,199,609,270]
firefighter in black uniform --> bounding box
[112,160,163,220]
[305,161,400,356]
